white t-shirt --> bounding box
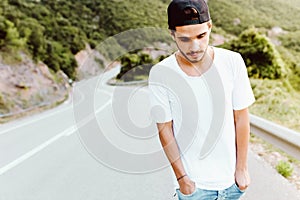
[148,47,255,190]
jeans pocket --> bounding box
[234,183,246,193]
[226,184,246,200]
[176,188,198,199]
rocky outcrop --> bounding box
[75,44,106,80]
[0,52,70,122]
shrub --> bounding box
[276,160,293,178]
[0,92,13,114]
[222,27,286,79]
[0,93,8,111]
[116,51,153,81]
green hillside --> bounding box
[0,0,169,80]
[209,0,300,34]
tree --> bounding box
[0,16,23,51]
[43,40,77,80]
[222,27,286,79]
[117,53,141,81]
[18,18,46,60]
[116,51,155,81]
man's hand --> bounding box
[178,176,196,195]
[235,168,250,191]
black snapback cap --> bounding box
[168,0,211,30]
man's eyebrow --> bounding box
[176,31,207,38]
[177,36,190,39]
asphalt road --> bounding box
[0,68,299,200]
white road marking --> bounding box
[0,67,119,176]
[0,97,112,176]
[0,125,75,176]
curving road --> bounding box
[0,68,299,200]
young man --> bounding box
[148,0,255,199]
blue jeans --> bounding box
[175,183,246,200]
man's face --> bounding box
[172,22,212,63]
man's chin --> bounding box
[188,53,205,61]
[187,56,202,63]
[179,52,204,63]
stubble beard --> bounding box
[176,43,209,64]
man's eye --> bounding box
[197,34,206,39]
[179,38,190,42]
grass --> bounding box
[0,51,23,65]
[276,46,300,91]
[249,78,300,132]
[0,92,14,114]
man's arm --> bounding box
[234,108,251,190]
[157,121,195,195]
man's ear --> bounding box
[170,30,176,40]
[207,21,213,31]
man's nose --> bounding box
[190,39,200,51]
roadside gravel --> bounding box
[250,135,300,191]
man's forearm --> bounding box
[157,122,196,194]
[234,109,251,170]
[157,122,186,178]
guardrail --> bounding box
[0,94,70,120]
[0,102,52,118]
[250,114,300,161]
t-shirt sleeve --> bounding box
[148,68,172,123]
[232,53,255,110]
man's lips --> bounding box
[188,51,202,57]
